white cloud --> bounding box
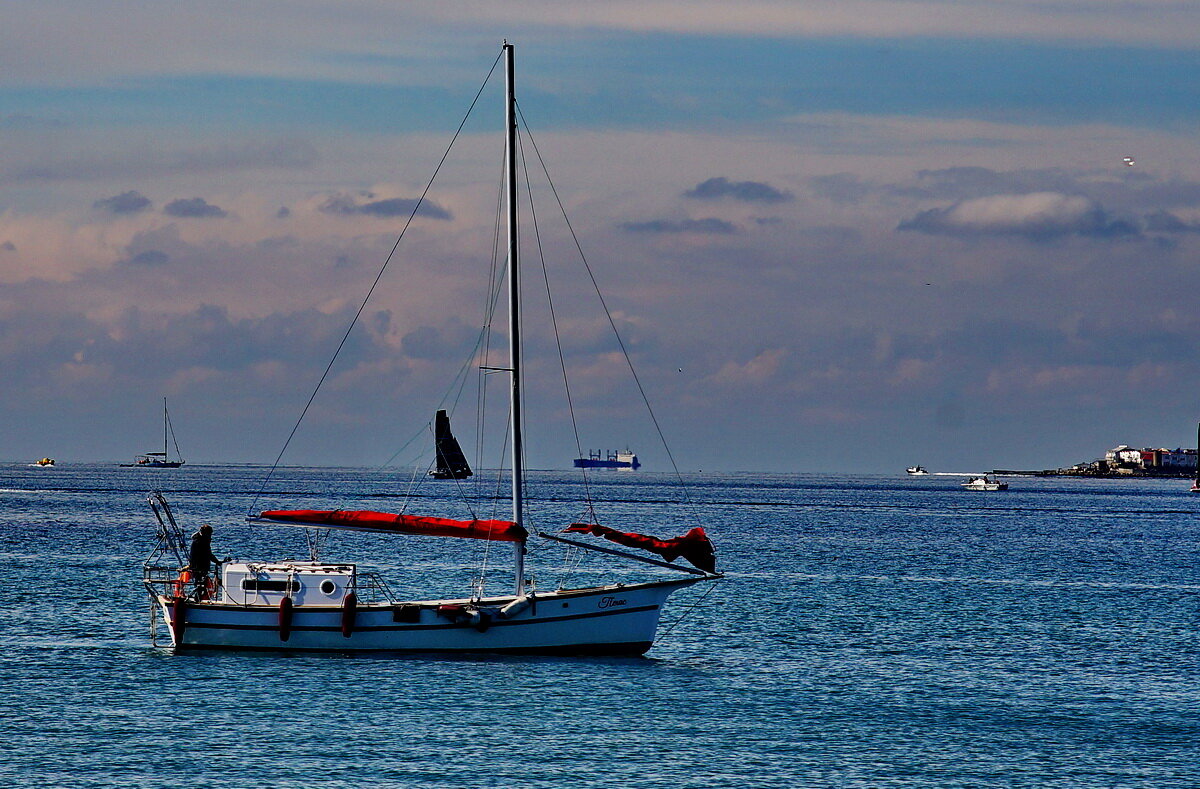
[898,192,1139,239]
[2,0,1198,91]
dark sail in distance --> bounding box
[430,410,472,479]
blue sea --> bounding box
[2,464,1199,787]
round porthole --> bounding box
[320,579,338,596]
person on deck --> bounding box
[188,524,220,599]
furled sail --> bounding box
[564,523,717,572]
[430,409,472,479]
[258,510,527,542]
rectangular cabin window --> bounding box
[241,579,301,593]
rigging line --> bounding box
[515,123,597,520]
[439,418,480,520]
[466,145,510,579]
[247,50,503,516]
[378,173,501,485]
[655,579,720,643]
[490,400,513,523]
[475,146,510,496]
[399,434,432,515]
[380,322,481,474]
[166,409,183,461]
[384,273,497,484]
[514,101,699,521]
[469,398,511,595]
[380,421,434,469]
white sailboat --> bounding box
[123,398,185,468]
[142,43,720,655]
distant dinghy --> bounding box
[430,410,472,480]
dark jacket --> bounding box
[189,531,220,575]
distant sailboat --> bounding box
[123,398,185,468]
[429,409,472,480]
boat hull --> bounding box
[155,578,700,655]
[573,459,637,469]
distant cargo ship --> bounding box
[574,449,640,470]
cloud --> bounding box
[889,166,1200,215]
[401,321,479,361]
[1,139,318,184]
[620,217,741,235]
[318,194,452,220]
[892,167,1083,201]
[711,348,787,386]
[897,192,1139,240]
[684,177,793,204]
[164,197,227,218]
[810,173,871,205]
[94,190,152,215]
[1144,210,1200,233]
[0,113,66,130]
[123,250,170,266]
[5,3,1200,101]
[113,224,189,269]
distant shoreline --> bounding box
[993,468,1194,478]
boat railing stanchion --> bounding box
[149,599,159,647]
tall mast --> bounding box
[163,397,169,457]
[504,42,526,596]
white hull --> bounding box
[156,578,698,655]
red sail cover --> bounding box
[564,523,717,573]
[259,510,527,543]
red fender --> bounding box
[341,592,357,638]
[278,596,294,642]
[170,597,187,645]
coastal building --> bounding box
[1005,443,1198,477]
[1103,445,1196,472]
[1151,447,1197,470]
[1106,445,1143,467]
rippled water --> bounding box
[2,465,1199,787]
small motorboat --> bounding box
[35,457,55,467]
[906,466,929,475]
[962,475,1008,491]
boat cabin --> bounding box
[220,562,356,606]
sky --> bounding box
[3,1,1200,473]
